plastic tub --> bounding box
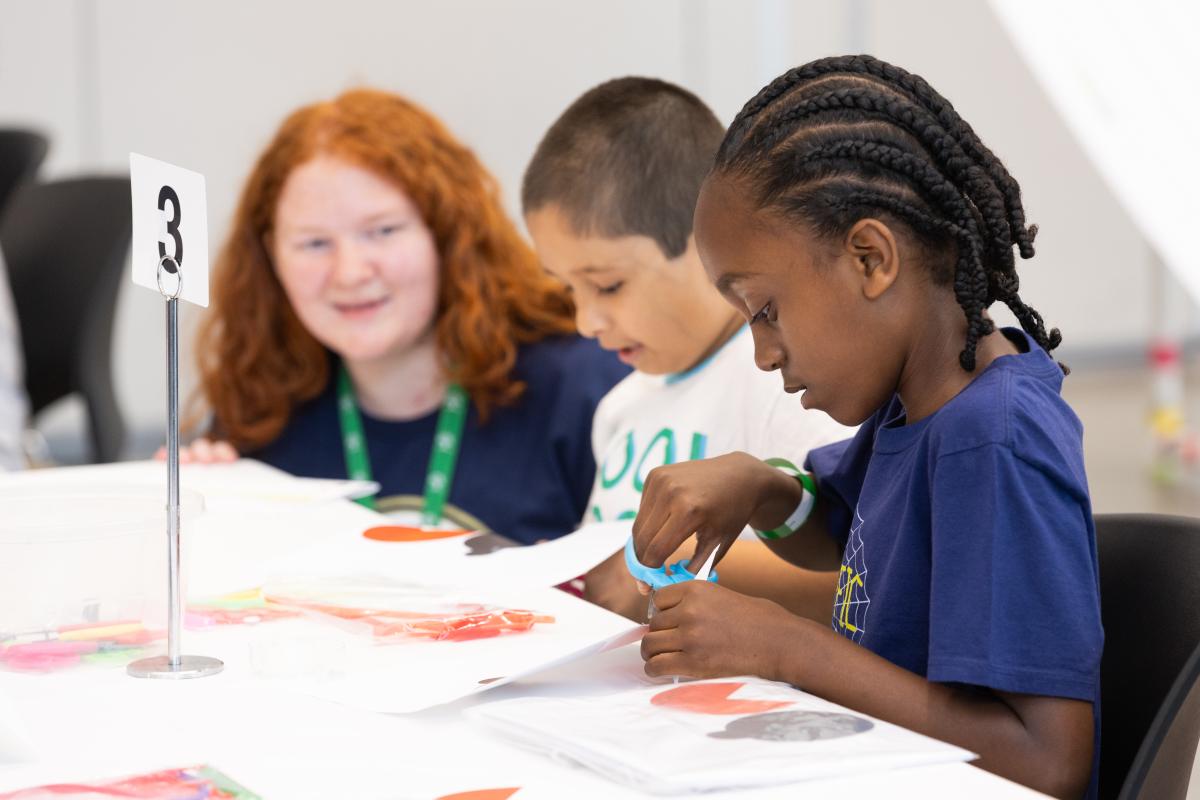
[0,485,204,637]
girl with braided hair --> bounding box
[632,56,1100,798]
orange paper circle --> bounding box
[362,526,472,542]
[435,790,521,800]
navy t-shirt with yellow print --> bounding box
[251,335,629,545]
[805,328,1103,799]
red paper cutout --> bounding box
[651,682,793,715]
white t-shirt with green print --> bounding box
[585,326,853,525]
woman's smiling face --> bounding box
[271,155,441,364]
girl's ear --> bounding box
[844,219,900,300]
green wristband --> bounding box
[756,458,818,540]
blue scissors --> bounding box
[623,536,719,591]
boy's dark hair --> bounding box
[713,55,1062,372]
[522,77,724,259]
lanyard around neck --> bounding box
[336,363,468,525]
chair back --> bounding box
[0,129,49,220]
[0,176,132,462]
[1096,513,1200,799]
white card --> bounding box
[129,152,209,307]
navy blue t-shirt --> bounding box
[251,335,629,545]
[806,328,1103,797]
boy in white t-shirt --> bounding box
[523,77,851,619]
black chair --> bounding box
[0,129,49,220]
[0,176,132,462]
[1097,513,1200,800]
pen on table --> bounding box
[2,637,152,657]
[1,621,147,646]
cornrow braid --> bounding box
[746,87,1015,279]
[714,54,1062,372]
[771,138,995,369]
[725,55,1037,261]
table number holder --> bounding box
[127,255,223,680]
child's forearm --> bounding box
[769,617,1094,799]
[756,501,842,571]
[746,462,842,571]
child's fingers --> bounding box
[635,579,651,596]
[632,490,669,559]
[640,628,683,662]
[643,650,690,679]
[646,606,682,635]
[642,512,697,569]
[648,583,686,616]
[153,446,166,462]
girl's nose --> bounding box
[750,326,784,372]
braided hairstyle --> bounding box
[714,55,1062,372]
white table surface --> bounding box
[0,466,1050,799]
[0,640,1051,800]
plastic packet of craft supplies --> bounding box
[262,577,555,643]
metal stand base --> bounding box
[127,654,224,680]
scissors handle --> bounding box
[623,537,718,591]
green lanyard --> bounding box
[336,363,468,525]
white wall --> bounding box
[861,0,1161,350]
[0,0,1162,457]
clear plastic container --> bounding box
[0,485,204,636]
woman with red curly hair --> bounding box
[192,89,628,543]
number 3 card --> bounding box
[129,152,209,307]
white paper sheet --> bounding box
[267,521,632,592]
[0,460,377,509]
[0,684,35,765]
[476,522,632,589]
[469,677,975,794]
[184,500,384,598]
[0,461,387,599]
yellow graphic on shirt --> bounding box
[833,506,870,643]
[836,565,865,632]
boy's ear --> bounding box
[844,219,900,300]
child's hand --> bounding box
[154,437,239,464]
[640,580,803,681]
[632,452,800,589]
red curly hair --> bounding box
[195,88,576,451]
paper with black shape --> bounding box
[468,676,975,795]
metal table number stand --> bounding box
[127,255,223,679]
